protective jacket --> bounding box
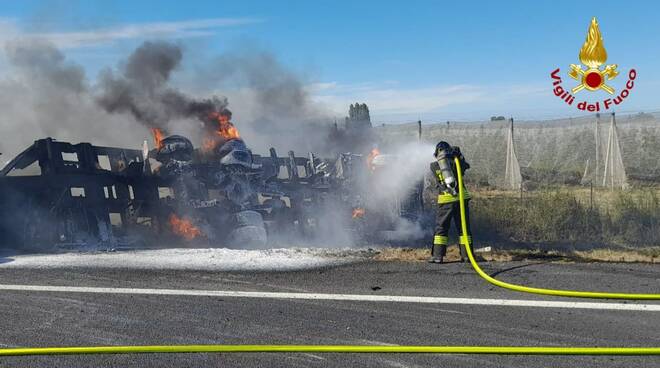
[429,152,471,204]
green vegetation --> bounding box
[470,189,660,248]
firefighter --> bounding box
[428,141,472,263]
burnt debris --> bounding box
[0,108,426,251]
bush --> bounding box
[607,190,660,245]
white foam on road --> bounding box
[0,248,361,271]
[0,283,658,311]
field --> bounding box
[467,187,660,249]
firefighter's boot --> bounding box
[428,244,446,263]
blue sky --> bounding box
[0,0,658,122]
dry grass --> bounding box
[372,246,660,264]
[474,187,660,208]
[373,246,473,262]
[572,248,660,263]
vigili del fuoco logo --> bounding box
[550,17,636,112]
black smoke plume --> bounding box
[0,39,332,161]
[96,41,229,134]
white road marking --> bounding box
[0,284,658,311]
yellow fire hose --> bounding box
[0,158,658,357]
[454,157,660,300]
[0,345,658,356]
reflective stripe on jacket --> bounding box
[432,165,470,204]
[437,190,470,204]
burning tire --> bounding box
[225,210,267,249]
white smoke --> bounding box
[0,40,148,159]
[368,141,435,205]
[365,141,436,241]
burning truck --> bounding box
[0,107,426,251]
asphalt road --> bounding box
[0,258,658,367]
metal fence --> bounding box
[375,112,660,189]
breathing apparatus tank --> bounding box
[434,141,458,196]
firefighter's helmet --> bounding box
[434,141,451,157]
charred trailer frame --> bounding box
[0,138,159,249]
[0,138,427,250]
[0,138,341,249]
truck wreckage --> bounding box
[0,110,425,250]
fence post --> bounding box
[519,184,524,237]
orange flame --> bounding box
[202,112,241,153]
[366,148,380,170]
[352,207,365,219]
[168,213,202,240]
[216,114,241,140]
[151,128,165,150]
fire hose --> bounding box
[0,345,658,356]
[0,159,658,357]
[454,156,660,300]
